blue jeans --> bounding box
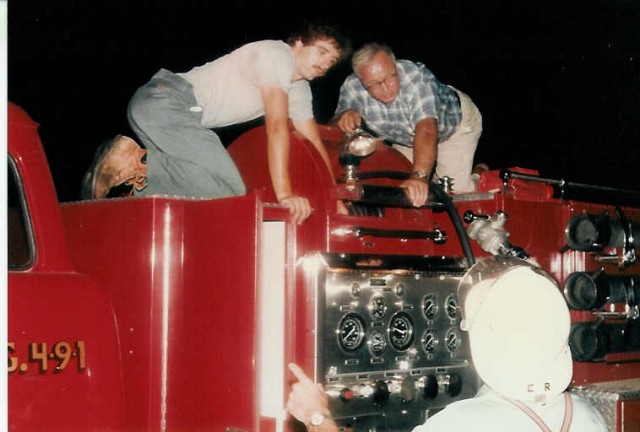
[127,69,246,198]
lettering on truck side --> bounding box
[8,340,87,373]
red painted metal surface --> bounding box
[61,194,263,431]
[8,273,125,431]
[8,102,125,431]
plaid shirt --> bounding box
[335,60,462,147]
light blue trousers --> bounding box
[127,69,246,198]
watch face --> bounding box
[310,413,326,426]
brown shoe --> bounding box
[81,135,148,199]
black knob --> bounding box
[372,380,390,406]
[422,374,438,399]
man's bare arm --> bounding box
[400,117,438,207]
[292,118,349,215]
[262,83,312,224]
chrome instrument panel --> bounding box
[309,254,481,431]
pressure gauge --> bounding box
[337,313,366,352]
[368,329,387,356]
[445,293,460,320]
[422,294,439,320]
[370,296,388,320]
[421,329,439,355]
[388,312,414,351]
[445,327,462,353]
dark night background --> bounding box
[8,0,640,202]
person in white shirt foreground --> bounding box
[287,256,608,432]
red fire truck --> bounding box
[8,100,640,431]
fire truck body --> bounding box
[8,103,125,430]
[7,101,640,431]
[231,122,640,431]
[9,102,292,431]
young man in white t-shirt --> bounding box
[82,20,351,224]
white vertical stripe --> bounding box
[258,221,286,432]
[160,206,172,432]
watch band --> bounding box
[411,170,429,180]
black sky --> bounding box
[8,0,640,202]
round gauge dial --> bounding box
[368,330,387,356]
[421,329,439,355]
[370,296,388,320]
[445,327,462,353]
[337,313,366,352]
[422,294,439,320]
[388,312,414,351]
[445,293,460,320]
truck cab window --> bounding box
[8,157,34,270]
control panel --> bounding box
[309,254,481,431]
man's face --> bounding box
[294,39,341,80]
[357,51,400,104]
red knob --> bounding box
[340,388,354,402]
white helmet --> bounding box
[458,256,572,403]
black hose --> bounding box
[429,181,475,267]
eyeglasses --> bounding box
[362,71,398,92]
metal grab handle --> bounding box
[356,170,411,181]
[332,226,447,243]
[358,184,443,209]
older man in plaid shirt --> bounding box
[332,42,484,206]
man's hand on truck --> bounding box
[287,363,338,431]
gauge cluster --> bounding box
[311,254,480,431]
[321,268,469,372]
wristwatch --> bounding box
[310,412,327,427]
[411,170,429,180]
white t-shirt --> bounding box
[413,385,608,432]
[178,40,313,128]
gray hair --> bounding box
[352,43,396,77]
